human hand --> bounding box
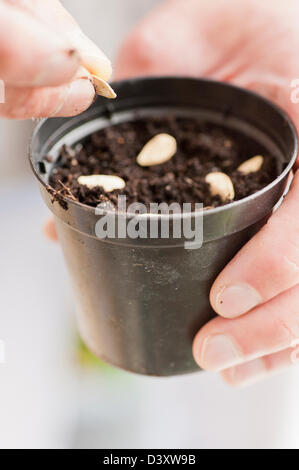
[46,0,299,386]
[116,0,299,145]
[116,0,299,385]
[0,0,112,119]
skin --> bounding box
[115,0,299,386]
[0,0,112,118]
[4,0,299,386]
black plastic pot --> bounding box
[30,77,298,376]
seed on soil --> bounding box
[78,174,125,192]
[205,172,235,202]
[237,155,264,174]
[92,75,117,99]
[49,117,278,210]
[136,133,177,167]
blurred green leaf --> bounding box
[77,337,115,373]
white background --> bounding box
[0,0,299,449]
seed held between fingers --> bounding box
[137,133,177,167]
[205,172,235,202]
[92,75,117,99]
[78,174,125,192]
[237,155,264,174]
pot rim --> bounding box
[29,76,298,221]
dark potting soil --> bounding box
[48,116,279,210]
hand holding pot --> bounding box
[115,0,299,385]
[116,0,299,147]
[44,0,299,384]
[193,172,299,386]
[0,0,112,119]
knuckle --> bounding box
[251,229,299,287]
[0,42,16,74]
[275,316,299,348]
[0,88,38,119]
[123,29,157,66]
[1,87,64,119]
[220,369,242,387]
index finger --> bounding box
[0,2,81,87]
[8,0,112,81]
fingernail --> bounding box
[215,283,262,318]
[80,54,112,81]
[226,358,267,386]
[34,49,81,86]
[199,334,242,371]
[52,78,95,117]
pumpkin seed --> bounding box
[137,133,177,167]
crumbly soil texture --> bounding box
[48,115,279,210]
